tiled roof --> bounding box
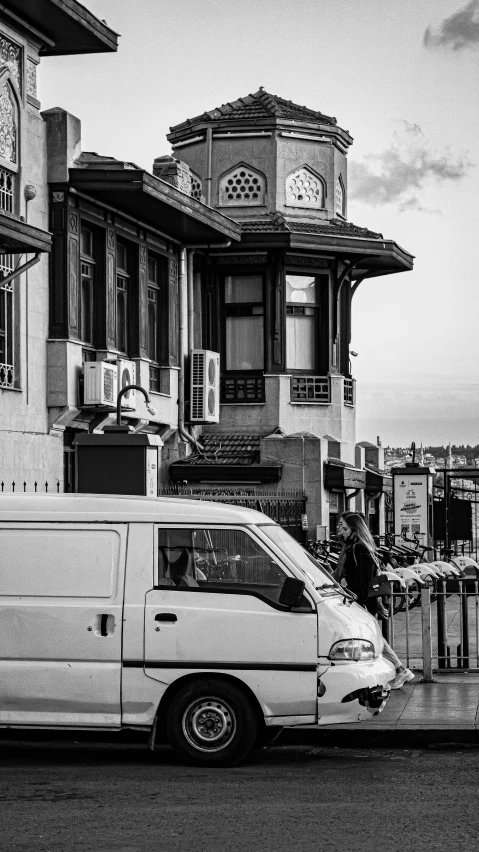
[172,88,337,130]
[240,213,383,240]
[179,434,262,466]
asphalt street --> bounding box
[1,736,479,852]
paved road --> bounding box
[1,736,479,852]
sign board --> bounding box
[393,472,431,543]
[146,447,158,497]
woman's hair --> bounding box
[340,511,377,556]
[335,512,378,579]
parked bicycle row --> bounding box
[306,532,479,614]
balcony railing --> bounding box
[344,377,355,405]
[290,375,330,403]
[221,374,265,404]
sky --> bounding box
[40,0,479,447]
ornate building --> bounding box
[164,89,413,535]
[0,0,117,488]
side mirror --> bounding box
[279,577,305,609]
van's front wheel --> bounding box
[166,678,258,767]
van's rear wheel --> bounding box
[166,678,258,767]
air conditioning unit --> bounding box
[117,359,136,409]
[190,349,220,423]
[83,362,118,406]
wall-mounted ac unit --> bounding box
[117,359,136,409]
[83,362,118,406]
[190,349,220,423]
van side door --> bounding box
[144,526,318,720]
[0,523,126,727]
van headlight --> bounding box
[329,639,375,662]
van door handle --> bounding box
[154,613,177,623]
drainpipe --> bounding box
[345,487,361,509]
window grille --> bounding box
[335,176,345,217]
[190,173,203,202]
[0,167,14,212]
[219,166,265,206]
[286,167,324,208]
[0,253,14,388]
[290,375,330,403]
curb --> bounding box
[278,727,479,748]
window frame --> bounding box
[284,267,330,375]
[116,239,130,355]
[221,269,266,375]
[152,524,311,612]
[0,251,15,388]
[80,225,96,346]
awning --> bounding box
[69,169,242,244]
[0,213,51,253]
[365,470,392,493]
[324,463,366,491]
[169,463,282,484]
[3,0,118,55]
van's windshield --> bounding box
[259,525,342,593]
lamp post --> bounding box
[103,385,158,432]
[74,384,162,495]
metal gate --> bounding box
[159,487,307,542]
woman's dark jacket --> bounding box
[342,539,378,616]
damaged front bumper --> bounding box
[315,654,395,725]
[341,684,390,714]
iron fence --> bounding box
[0,480,62,493]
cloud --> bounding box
[349,121,472,211]
[424,0,479,51]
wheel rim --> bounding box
[182,696,237,753]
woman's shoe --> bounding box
[389,668,415,690]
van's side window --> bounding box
[156,528,289,605]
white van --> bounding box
[0,494,394,766]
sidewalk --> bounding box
[283,672,479,747]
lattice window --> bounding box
[221,375,265,403]
[335,176,345,217]
[190,172,203,202]
[219,165,266,207]
[0,253,15,389]
[0,83,16,165]
[286,167,325,208]
[290,375,330,402]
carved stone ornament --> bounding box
[26,59,37,98]
[0,36,21,92]
[285,254,329,268]
[0,83,16,163]
[217,254,267,265]
[52,191,65,203]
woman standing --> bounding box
[335,511,415,690]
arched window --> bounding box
[335,176,346,217]
[219,164,266,207]
[286,167,325,209]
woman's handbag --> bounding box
[367,573,392,598]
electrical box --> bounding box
[74,432,163,496]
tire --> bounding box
[253,725,284,749]
[166,678,258,767]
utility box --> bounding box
[74,432,163,496]
[391,464,434,551]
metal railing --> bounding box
[385,580,479,680]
